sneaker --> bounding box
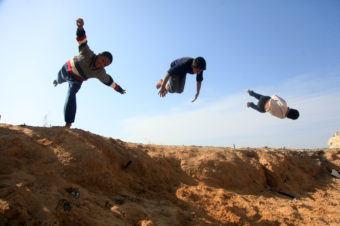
[156,79,163,89]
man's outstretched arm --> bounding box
[110,81,126,94]
[75,18,87,48]
[192,81,201,102]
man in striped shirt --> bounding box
[54,18,125,128]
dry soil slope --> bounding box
[0,124,340,225]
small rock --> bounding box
[328,132,340,148]
[63,201,72,211]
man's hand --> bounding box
[120,89,126,94]
[192,93,199,102]
[76,18,84,29]
[158,87,168,97]
[192,81,202,102]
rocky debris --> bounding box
[328,131,340,148]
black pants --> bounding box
[168,74,186,93]
[248,90,270,113]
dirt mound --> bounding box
[1,124,340,225]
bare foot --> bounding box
[246,102,250,108]
[156,79,163,89]
[53,80,58,87]
[246,89,251,94]
[65,123,72,128]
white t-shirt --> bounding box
[267,95,288,119]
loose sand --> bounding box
[1,124,340,225]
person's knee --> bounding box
[176,86,185,93]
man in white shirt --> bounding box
[246,89,299,120]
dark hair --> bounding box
[193,57,206,70]
[286,108,299,120]
[101,51,113,63]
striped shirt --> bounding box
[66,28,123,93]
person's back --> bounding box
[246,89,299,120]
[267,95,288,119]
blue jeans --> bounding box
[57,64,83,123]
[64,82,81,123]
[248,90,270,113]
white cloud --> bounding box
[122,74,340,148]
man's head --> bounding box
[286,108,299,120]
[192,57,206,74]
[95,51,113,68]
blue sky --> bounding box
[0,0,339,148]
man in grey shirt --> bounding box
[54,18,125,128]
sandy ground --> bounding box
[1,123,340,225]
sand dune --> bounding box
[0,123,340,225]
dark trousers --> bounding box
[248,90,270,113]
[57,64,83,123]
[168,74,186,93]
[64,82,81,123]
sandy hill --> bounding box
[1,124,340,226]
